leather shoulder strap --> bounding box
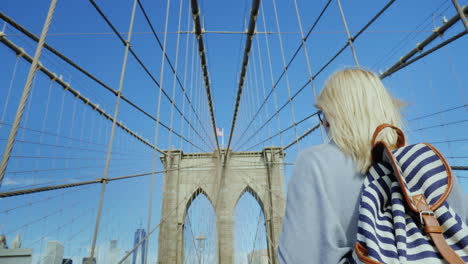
[413,194,464,264]
[371,124,405,148]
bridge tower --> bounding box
[157,147,286,264]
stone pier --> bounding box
[157,147,285,264]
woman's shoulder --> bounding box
[293,141,361,185]
[296,141,347,165]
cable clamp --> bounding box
[432,27,443,37]
[415,43,424,52]
[0,31,5,38]
[17,48,25,58]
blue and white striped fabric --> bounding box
[353,143,468,263]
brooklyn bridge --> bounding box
[0,0,467,263]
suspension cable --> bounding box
[136,0,214,146]
[238,0,396,149]
[0,11,203,150]
[190,0,221,152]
[0,36,165,154]
[88,0,214,150]
[246,112,318,151]
[0,160,214,198]
[380,5,467,78]
[283,123,320,151]
[226,0,261,152]
[234,0,332,147]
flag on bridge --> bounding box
[216,127,224,148]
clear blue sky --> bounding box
[0,0,467,263]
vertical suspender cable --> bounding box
[0,56,20,129]
[451,0,468,31]
[271,0,300,150]
[146,0,172,261]
[259,3,283,149]
[0,0,58,187]
[336,0,360,66]
[292,0,326,142]
[89,0,139,260]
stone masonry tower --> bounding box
[157,147,285,264]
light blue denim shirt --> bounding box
[278,142,468,264]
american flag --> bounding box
[216,127,223,136]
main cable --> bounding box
[226,0,261,152]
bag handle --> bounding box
[371,124,405,148]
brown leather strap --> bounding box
[412,194,465,264]
[354,243,383,264]
[371,124,405,148]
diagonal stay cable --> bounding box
[189,0,220,152]
[0,36,165,154]
[380,30,467,79]
[243,6,465,151]
[238,0,396,149]
[0,12,206,152]
[283,123,320,151]
[136,0,213,147]
[408,119,468,133]
[380,5,468,79]
[234,0,332,147]
[246,111,318,151]
[0,160,214,198]
[408,104,467,122]
[116,154,222,264]
[226,0,261,152]
[88,0,214,150]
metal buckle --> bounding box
[419,210,435,225]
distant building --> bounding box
[0,246,32,264]
[247,249,268,264]
[44,241,64,264]
[132,229,146,264]
[108,240,120,264]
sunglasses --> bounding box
[317,110,324,124]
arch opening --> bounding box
[234,187,270,264]
[184,188,218,263]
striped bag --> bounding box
[352,124,468,264]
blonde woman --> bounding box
[277,68,468,263]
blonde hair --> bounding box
[315,68,405,173]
